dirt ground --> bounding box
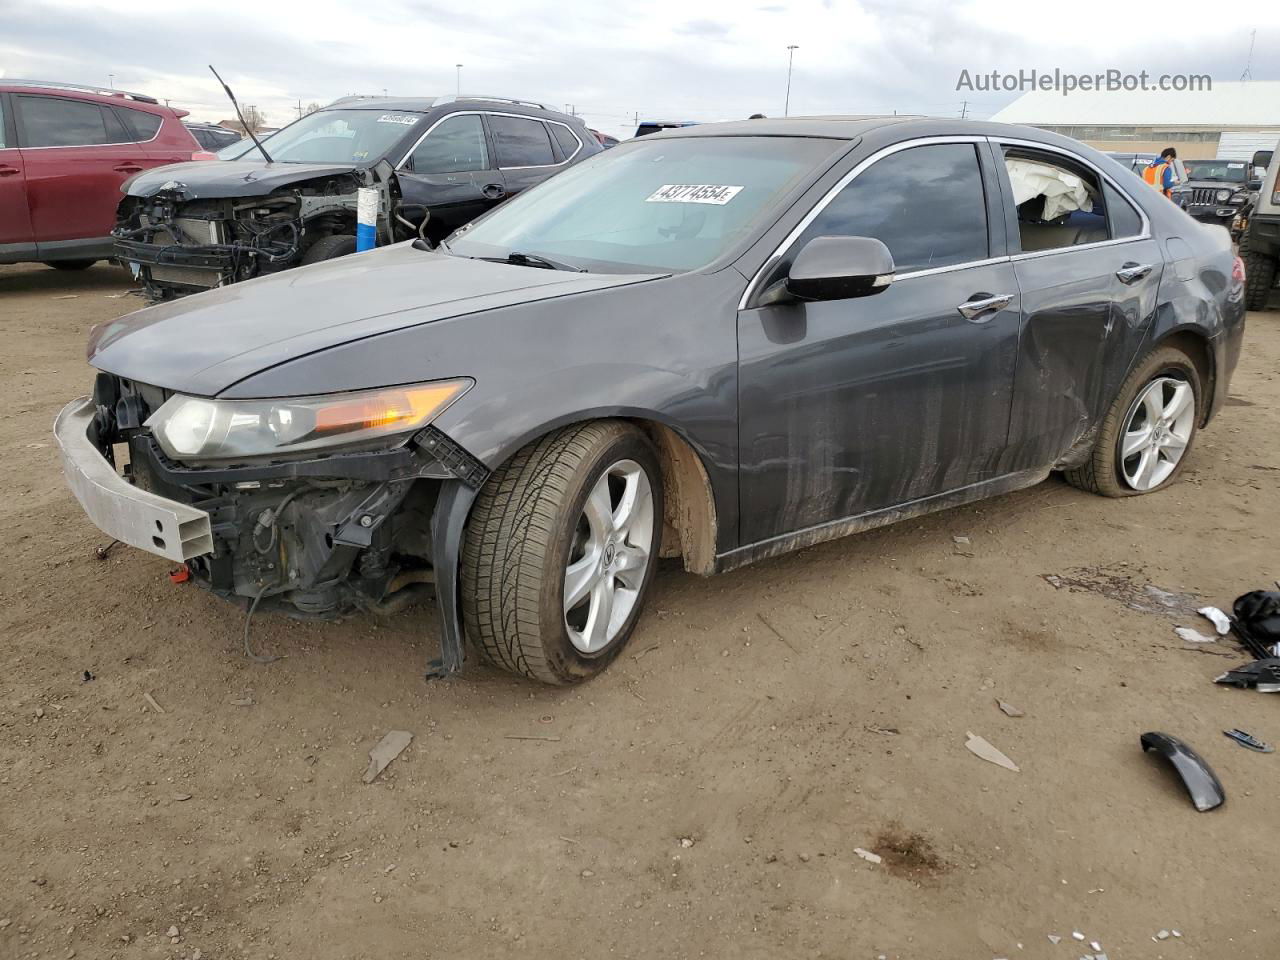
[2,260,1278,960]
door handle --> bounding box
[113,164,144,174]
[0,165,19,177]
[956,293,1013,322]
[1116,262,1153,284]
[481,183,506,200]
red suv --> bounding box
[0,80,211,271]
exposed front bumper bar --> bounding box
[54,397,213,563]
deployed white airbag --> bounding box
[1006,158,1093,220]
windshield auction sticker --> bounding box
[645,184,744,205]
[376,113,419,125]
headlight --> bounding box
[146,379,472,461]
[1216,189,1231,202]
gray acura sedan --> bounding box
[57,117,1246,684]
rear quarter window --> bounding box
[550,123,580,159]
[489,115,556,167]
[121,108,162,141]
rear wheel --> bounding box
[45,259,96,271]
[1063,346,1201,497]
[461,421,663,685]
[299,234,357,265]
[1239,230,1277,311]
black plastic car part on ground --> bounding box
[1140,732,1226,812]
[61,116,1246,685]
[114,95,602,298]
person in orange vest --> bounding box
[1143,147,1179,198]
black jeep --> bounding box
[114,95,601,298]
[1171,158,1261,237]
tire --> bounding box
[1063,346,1202,498]
[44,259,97,271]
[1239,230,1277,311]
[299,234,357,265]
[461,421,664,685]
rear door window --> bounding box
[488,115,556,167]
[1002,148,1110,252]
[796,142,990,273]
[409,114,490,174]
[17,95,112,147]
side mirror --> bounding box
[780,235,895,303]
[1247,178,1262,191]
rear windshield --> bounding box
[447,135,839,273]
[223,109,425,164]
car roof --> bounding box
[321,95,575,117]
[0,78,166,109]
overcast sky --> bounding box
[2,0,1276,138]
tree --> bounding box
[305,102,322,115]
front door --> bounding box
[397,112,504,241]
[0,96,34,251]
[737,140,1021,546]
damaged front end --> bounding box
[56,374,485,672]
[113,162,402,299]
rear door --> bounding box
[0,93,35,251]
[994,141,1164,471]
[14,93,152,246]
[397,112,504,236]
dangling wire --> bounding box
[242,585,283,664]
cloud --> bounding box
[0,0,1276,138]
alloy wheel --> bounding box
[1119,376,1194,491]
[563,459,655,653]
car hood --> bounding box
[1181,179,1247,191]
[89,242,665,397]
[124,160,363,199]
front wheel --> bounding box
[461,421,663,684]
[299,234,358,265]
[1063,346,1201,497]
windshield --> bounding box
[446,136,839,272]
[218,109,424,164]
[1182,160,1248,183]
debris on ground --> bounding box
[996,699,1024,718]
[1047,934,1061,944]
[1214,658,1280,692]
[362,730,413,783]
[1155,929,1171,940]
[82,670,94,682]
[171,793,192,801]
[965,731,1019,772]
[1223,728,1273,752]
[1198,606,1232,635]
[1175,626,1218,643]
[1140,732,1226,812]
[229,697,254,707]
[1072,930,1085,940]
[854,847,882,864]
[142,692,165,714]
[678,837,695,848]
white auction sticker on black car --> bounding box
[376,113,419,125]
[645,184,744,205]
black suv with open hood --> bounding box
[114,95,601,298]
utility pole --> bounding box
[456,64,463,97]
[296,99,302,120]
[784,45,799,117]
[959,100,969,119]
[1241,28,1255,81]
[108,73,115,90]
